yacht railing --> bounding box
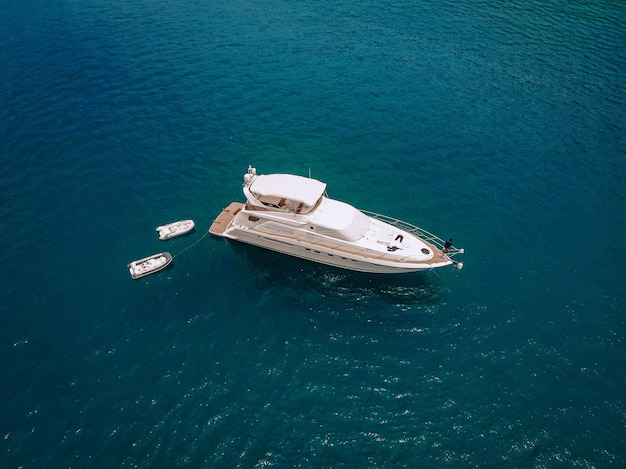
[361,209,464,257]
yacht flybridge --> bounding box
[209,166,464,274]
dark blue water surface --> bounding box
[1,0,625,466]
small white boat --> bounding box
[128,252,173,279]
[209,166,464,274]
[156,219,195,240]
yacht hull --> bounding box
[225,230,449,273]
[209,203,453,274]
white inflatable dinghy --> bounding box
[156,220,195,240]
[128,252,172,279]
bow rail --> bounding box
[361,209,464,257]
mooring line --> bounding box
[172,228,211,259]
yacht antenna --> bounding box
[308,167,312,178]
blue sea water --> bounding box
[1,0,625,466]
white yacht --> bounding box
[209,166,464,274]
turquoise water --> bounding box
[1,0,625,466]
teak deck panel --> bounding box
[209,202,243,235]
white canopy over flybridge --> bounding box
[249,174,326,207]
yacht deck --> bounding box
[209,201,452,265]
[209,202,243,235]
